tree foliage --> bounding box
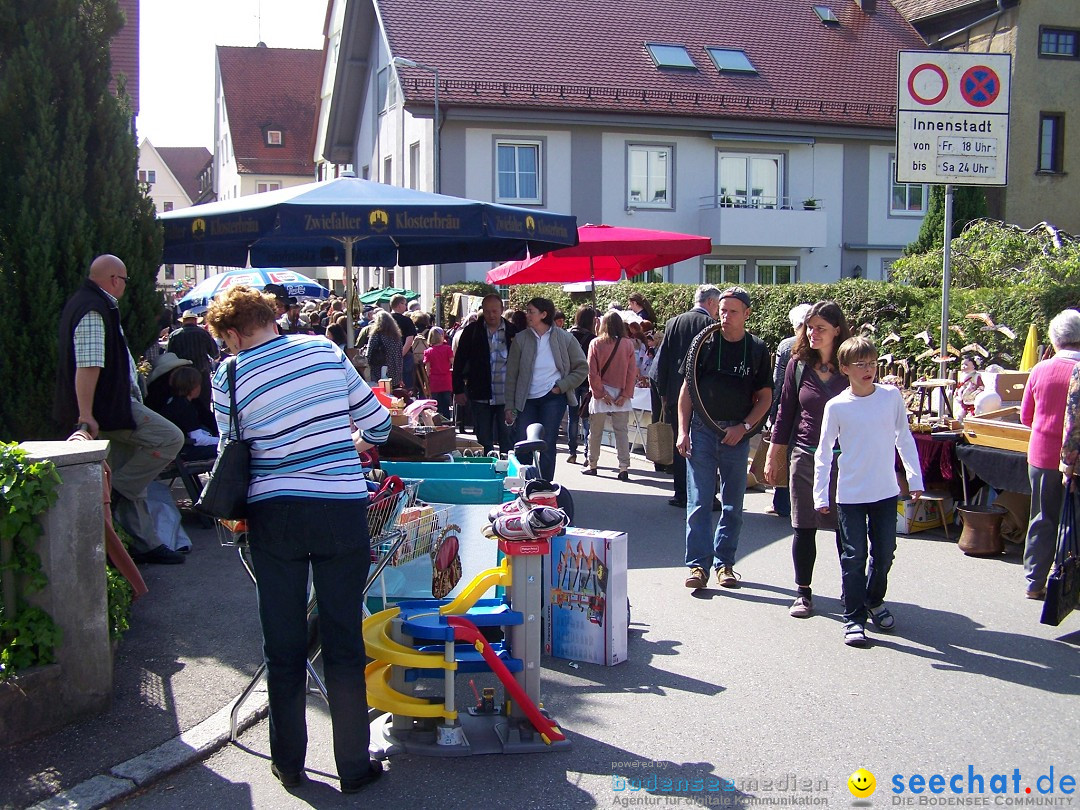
[905,185,988,255]
[0,0,163,440]
[892,219,1080,288]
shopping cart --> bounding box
[223,478,432,741]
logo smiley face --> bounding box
[848,768,876,797]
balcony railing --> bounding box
[698,195,827,249]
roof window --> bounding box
[646,43,697,70]
[706,48,758,74]
[266,129,283,147]
[813,5,840,25]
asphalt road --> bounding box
[10,446,1080,809]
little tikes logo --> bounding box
[891,766,1076,802]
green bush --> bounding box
[0,443,61,679]
[443,279,1080,376]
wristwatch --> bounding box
[742,421,753,432]
[74,422,93,433]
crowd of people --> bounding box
[54,255,1078,786]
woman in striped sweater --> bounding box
[205,286,391,794]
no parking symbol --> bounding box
[960,65,1000,108]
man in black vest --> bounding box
[55,255,186,564]
[452,294,519,454]
[652,285,721,507]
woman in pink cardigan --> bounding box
[583,311,638,480]
[1019,309,1080,600]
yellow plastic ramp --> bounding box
[365,660,455,720]
[439,560,511,616]
[362,608,456,670]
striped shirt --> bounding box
[486,322,509,405]
[212,335,391,503]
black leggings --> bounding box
[792,527,842,591]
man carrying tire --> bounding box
[677,287,773,591]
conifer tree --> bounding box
[0,0,161,440]
[905,185,989,256]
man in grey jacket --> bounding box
[505,297,588,481]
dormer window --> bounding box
[813,5,840,25]
[266,129,283,147]
[646,43,697,70]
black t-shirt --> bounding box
[392,312,417,340]
[692,332,772,422]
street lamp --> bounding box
[393,56,442,323]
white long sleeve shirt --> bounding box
[813,384,924,508]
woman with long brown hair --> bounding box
[764,300,851,619]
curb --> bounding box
[29,694,269,810]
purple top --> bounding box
[770,358,849,448]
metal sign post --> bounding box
[897,51,1011,415]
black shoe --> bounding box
[340,759,384,793]
[617,470,629,482]
[712,499,722,512]
[271,763,308,788]
[668,498,686,507]
[131,545,186,565]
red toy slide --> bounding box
[445,616,566,744]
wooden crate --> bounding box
[962,406,1030,453]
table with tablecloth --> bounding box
[895,432,964,500]
[955,444,1031,495]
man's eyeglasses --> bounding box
[846,361,877,370]
[112,274,129,282]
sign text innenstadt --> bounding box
[896,51,1011,186]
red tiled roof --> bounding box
[217,46,322,176]
[890,0,984,23]
[110,0,139,113]
[158,147,212,202]
[380,0,927,128]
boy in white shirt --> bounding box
[814,336,923,647]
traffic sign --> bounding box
[896,51,1011,186]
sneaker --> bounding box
[868,604,895,632]
[715,565,741,588]
[486,480,561,521]
[844,622,869,647]
[581,467,597,476]
[684,566,709,589]
[486,505,568,541]
[789,595,813,618]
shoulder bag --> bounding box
[195,359,252,520]
[579,337,621,419]
[645,403,674,466]
[1041,481,1080,626]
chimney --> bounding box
[854,0,876,11]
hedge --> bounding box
[438,279,1080,374]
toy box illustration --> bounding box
[545,528,627,666]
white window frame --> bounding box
[383,156,393,185]
[266,130,283,146]
[889,158,927,216]
[256,181,281,194]
[627,143,673,209]
[409,142,420,190]
[495,140,542,204]
[716,152,783,209]
[755,261,796,285]
[703,259,746,286]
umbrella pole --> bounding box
[342,236,356,348]
[590,258,596,308]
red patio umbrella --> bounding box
[486,224,711,298]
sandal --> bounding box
[844,622,868,647]
[868,605,895,632]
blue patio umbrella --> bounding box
[158,175,578,343]
[176,269,331,314]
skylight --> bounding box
[646,43,697,70]
[813,5,840,24]
[706,48,759,74]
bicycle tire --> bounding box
[683,322,767,438]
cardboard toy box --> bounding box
[897,495,954,534]
[545,528,627,666]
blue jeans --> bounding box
[247,497,372,782]
[685,415,749,571]
[472,401,512,454]
[515,391,567,482]
[836,496,898,625]
[567,382,590,456]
